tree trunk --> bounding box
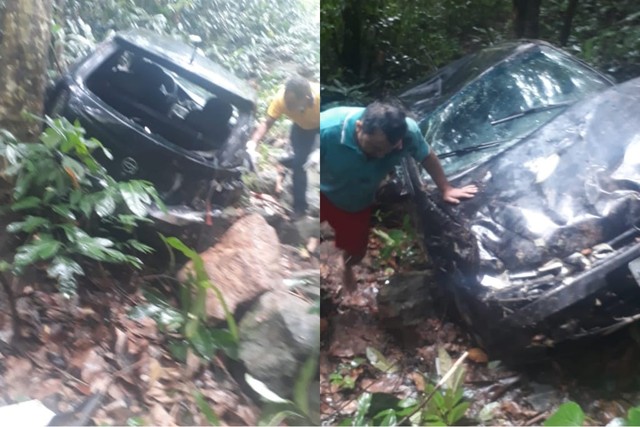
[0,0,53,141]
[340,0,363,80]
[559,0,579,46]
[513,0,542,39]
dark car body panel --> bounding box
[45,29,256,213]
[398,41,640,359]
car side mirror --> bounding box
[189,35,203,64]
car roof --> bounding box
[399,40,576,117]
[114,29,257,110]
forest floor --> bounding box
[320,226,640,426]
[0,138,320,426]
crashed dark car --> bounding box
[45,29,256,226]
[396,40,640,360]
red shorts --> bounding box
[320,192,371,258]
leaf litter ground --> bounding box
[320,230,640,426]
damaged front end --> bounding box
[405,77,640,361]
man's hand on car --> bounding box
[246,140,259,170]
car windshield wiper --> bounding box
[438,139,507,159]
[490,101,573,126]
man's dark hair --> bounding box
[285,75,312,99]
[361,101,408,144]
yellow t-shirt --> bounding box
[266,82,320,130]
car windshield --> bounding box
[420,46,612,176]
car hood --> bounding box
[451,77,640,275]
[114,29,256,111]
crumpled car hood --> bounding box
[453,77,640,275]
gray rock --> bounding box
[377,271,439,326]
[239,290,319,399]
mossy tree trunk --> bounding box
[0,0,53,141]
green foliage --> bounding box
[256,350,320,426]
[0,117,160,296]
[372,215,421,271]
[52,0,319,85]
[544,402,640,426]
[329,358,365,391]
[151,236,239,361]
[337,348,469,426]
[321,0,511,93]
[321,0,640,96]
[538,0,640,82]
[544,402,585,426]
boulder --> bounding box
[177,213,283,320]
[238,289,319,399]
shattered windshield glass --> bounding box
[421,46,611,175]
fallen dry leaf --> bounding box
[80,348,109,384]
[411,371,426,391]
[5,356,34,395]
[31,378,63,400]
[467,347,489,363]
[185,348,201,378]
[148,357,163,388]
[150,403,176,426]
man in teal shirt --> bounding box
[320,102,478,291]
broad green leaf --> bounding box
[193,390,221,426]
[207,329,238,360]
[126,417,145,426]
[544,401,585,426]
[191,324,215,359]
[61,155,86,183]
[11,196,42,211]
[47,256,84,296]
[13,238,62,270]
[293,350,318,417]
[354,392,372,427]
[40,128,62,148]
[120,182,149,217]
[446,401,470,425]
[366,347,398,373]
[95,193,116,217]
[380,410,397,426]
[373,409,397,426]
[627,407,640,426]
[126,239,154,254]
[258,402,308,426]
[6,216,49,233]
[52,204,77,220]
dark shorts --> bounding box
[320,192,371,258]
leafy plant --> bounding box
[161,236,239,361]
[336,348,469,426]
[544,401,640,426]
[0,117,161,296]
[372,215,421,270]
[257,349,320,426]
[329,358,365,391]
[544,402,585,427]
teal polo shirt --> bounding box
[320,106,430,212]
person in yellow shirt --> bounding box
[247,75,320,219]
